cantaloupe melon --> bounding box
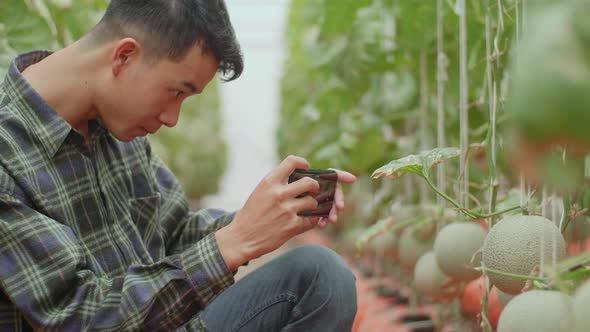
[434,222,487,281]
[369,229,398,262]
[413,251,454,300]
[496,288,515,307]
[573,279,590,332]
[398,226,433,269]
[498,290,574,332]
[482,215,566,294]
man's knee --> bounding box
[283,244,357,312]
[294,244,354,276]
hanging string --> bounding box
[458,0,469,209]
[552,194,561,266]
[540,187,547,275]
[436,0,448,232]
[491,85,497,175]
[514,0,530,213]
[482,8,498,332]
[522,0,527,35]
[541,187,548,218]
[553,149,569,266]
[496,0,505,33]
[515,0,520,45]
[485,12,499,227]
[419,51,430,206]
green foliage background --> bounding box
[0,0,227,199]
[279,0,516,176]
[277,0,531,235]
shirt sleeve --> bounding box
[144,139,237,256]
[0,190,234,331]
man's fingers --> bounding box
[283,176,320,199]
[290,195,318,214]
[328,168,357,184]
[307,216,322,224]
[274,155,310,183]
[334,184,345,210]
[328,203,338,224]
[298,216,319,233]
[321,185,344,225]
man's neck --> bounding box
[21,42,102,137]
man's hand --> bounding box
[316,168,357,229]
[215,155,322,271]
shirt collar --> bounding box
[2,51,107,157]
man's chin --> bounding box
[110,131,141,142]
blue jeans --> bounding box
[199,244,358,332]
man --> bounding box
[0,0,358,331]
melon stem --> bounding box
[423,174,521,219]
[478,266,548,282]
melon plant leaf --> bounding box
[371,147,460,179]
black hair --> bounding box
[91,0,243,81]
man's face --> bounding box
[98,42,219,142]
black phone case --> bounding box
[288,169,337,217]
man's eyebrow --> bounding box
[181,81,201,94]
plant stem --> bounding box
[489,182,499,225]
[478,266,548,282]
[423,174,521,219]
[560,192,572,234]
[554,252,590,274]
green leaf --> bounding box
[0,1,54,72]
[371,147,460,179]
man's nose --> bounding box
[158,107,180,128]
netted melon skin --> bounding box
[482,215,565,294]
[414,252,450,300]
[434,222,487,281]
[574,280,590,332]
[498,290,574,332]
[398,228,432,269]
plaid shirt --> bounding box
[0,51,236,331]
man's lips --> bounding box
[142,126,160,134]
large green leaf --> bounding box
[372,147,460,179]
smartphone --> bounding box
[288,169,337,217]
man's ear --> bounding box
[111,38,142,77]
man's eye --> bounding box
[175,91,185,98]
